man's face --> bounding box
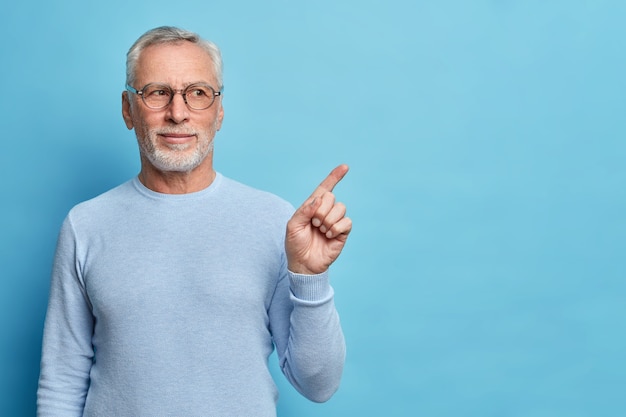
[122,41,224,173]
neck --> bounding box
[138,160,216,194]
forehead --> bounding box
[134,41,216,86]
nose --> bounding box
[165,91,190,124]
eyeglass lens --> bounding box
[141,84,218,110]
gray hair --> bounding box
[126,26,223,89]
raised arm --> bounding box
[272,165,351,401]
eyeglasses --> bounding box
[126,83,223,110]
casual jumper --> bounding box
[37,173,345,417]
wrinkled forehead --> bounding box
[134,41,218,87]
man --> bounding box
[37,26,350,417]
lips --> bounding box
[159,132,196,144]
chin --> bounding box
[146,146,213,173]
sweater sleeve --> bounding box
[269,267,346,403]
[37,215,94,416]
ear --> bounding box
[215,102,224,131]
[121,91,134,130]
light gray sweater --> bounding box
[37,173,345,417]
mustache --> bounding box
[152,126,198,136]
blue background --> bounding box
[2,1,625,416]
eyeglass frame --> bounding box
[125,82,223,110]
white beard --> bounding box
[137,121,218,173]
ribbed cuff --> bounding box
[288,270,332,302]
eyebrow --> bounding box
[146,81,214,89]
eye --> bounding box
[188,87,208,97]
[144,85,171,97]
[152,89,169,97]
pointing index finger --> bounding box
[310,164,349,198]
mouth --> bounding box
[159,132,196,145]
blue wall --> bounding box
[2,1,625,415]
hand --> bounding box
[286,164,353,275]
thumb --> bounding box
[290,196,322,228]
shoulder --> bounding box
[218,175,295,217]
[66,179,136,224]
